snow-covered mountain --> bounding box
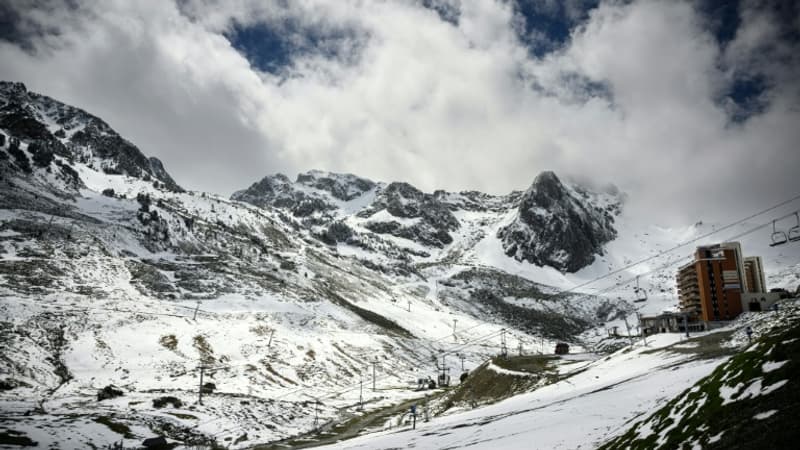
[1,81,798,448]
[232,167,622,275]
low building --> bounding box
[555,343,569,355]
[741,292,783,312]
[641,312,706,335]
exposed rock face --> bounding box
[296,170,376,201]
[359,182,459,248]
[231,174,295,207]
[232,171,376,219]
[233,170,621,269]
[0,81,182,192]
[498,171,619,273]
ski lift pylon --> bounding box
[633,276,647,303]
[770,219,788,247]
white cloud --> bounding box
[0,0,798,226]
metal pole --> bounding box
[193,301,200,320]
[452,319,458,343]
[198,365,205,405]
[372,358,377,391]
[268,329,274,348]
[623,316,634,347]
[359,377,363,411]
[637,312,648,346]
[683,314,689,338]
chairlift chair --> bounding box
[633,276,647,303]
[788,213,800,242]
[770,219,788,247]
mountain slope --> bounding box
[0,81,181,192]
[232,168,623,276]
[1,81,798,449]
[0,82,629,448]
[310,301,799,450]
[600,303,800,450]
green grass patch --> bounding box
[601,321,800,449]
[440,355,556,412]
[642,330,736,360]
[253,394,436,449]
[492,355,557,373]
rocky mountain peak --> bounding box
[0,80,182,192]
[295,170,376,201]
[498,170,619,273]
[0,81,28,98]
[528,170,566,208]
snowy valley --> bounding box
[1,81,799,449]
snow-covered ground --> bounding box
[314,328,747,450]
[2,82,799,448]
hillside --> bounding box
[312,300,800,450]
[0,81,798,449]
[0,82,628,448]
[601,303,800,449]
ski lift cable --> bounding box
[8,205,795,415]
[570,211,797,302]
[181,197,800,323]
[7,213,789,393]
[551,194,800,297]
[316,328,509,402]
[400,327,506,368]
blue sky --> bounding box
[0,0,798,223]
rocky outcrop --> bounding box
[498,171,619,273]
[359,182,460,248]
[0,81,182,192]
[232,171,376,219]
[296,170,376,201]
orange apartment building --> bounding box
[677,242,750,322]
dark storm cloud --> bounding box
[0,0,798,227]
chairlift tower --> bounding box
[358,375,364,411]
[633,276,648,303]
[313,399,320,430]
[372,356,378,391]
[437,351,450,387]
[636,312,648,346]
[622,316,634,347]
